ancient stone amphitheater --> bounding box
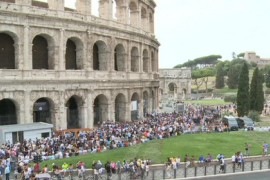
[0,0,160,130]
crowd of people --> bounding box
[0,103,261,179]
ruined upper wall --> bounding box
[0,0,156,35]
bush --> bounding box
[224,94,237,103]
[248,110,261,122]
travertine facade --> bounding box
[244,51,270,69]
[0,0,159,129]
[159,68,192,104]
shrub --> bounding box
[248,110,261,122]
[224,94,237,103]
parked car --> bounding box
[222,116,239,131]
[237,116,254,131]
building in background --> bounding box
[244,51,270,69]
[159,68,192,109]
[0,0,159,131]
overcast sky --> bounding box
[59,0,270,68]
[155,0,270,68]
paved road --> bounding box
[179,170,270,180]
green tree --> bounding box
[174,55,221,69]
[227,64,242,89]
[237,52,245,58]
[192,68,215,93]
[264,66,270,88]
[215,62,225,89]
[237,62,249,117]
[250,68,264,113]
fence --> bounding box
[46,156,270,180]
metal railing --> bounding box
[39,156,270,180]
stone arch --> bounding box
[143,49,149,72]
[168,82,178,99]
[32,34,55,69]
[33,97,55,124]
[143,91,149,117]
[130,92,139,120]
[66,95,84,129]
[0,33,15,69]
[115,93,126,122]
[93,94,108,125]
[0,98,18,125]
[65,37,84,70]
[114,44,126,71]
[129,1,138,26]
[131,47,139,72]
[93,40,108,71]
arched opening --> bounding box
[131,47,139,72]
[65,39,77,69]
[149,12,154,33]
[0,33,15,69]
[93,41,107,71]
[32,36,49,69]
[131,92,139,120]
[143,49,149,72]
[33,98,52,124]
[66,96,83,129]
[114,44,125,71]
[115,93,126,122]
[168,82,177,99]
[93,94,108,126]
[151,51,155,72]
[143,91,149,117]
[0,99,17,125]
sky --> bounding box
[45,0,270,68]
[155,0,270,68]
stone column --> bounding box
[48,45,57,70]
[48,0,64,11]
[130,10,140,28]
[99,0,113,20]
[24,91,31,123]
[115,0,128,24]
[23,25,30,70]
[87,93,94,128]
[81,105,88,128]
[56,91,67,130]
[86,30,93,70]
[58,29,65,70]
[76,0,91,16]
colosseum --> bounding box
[0,0,160,130]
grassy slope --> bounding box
[42,131,270,167]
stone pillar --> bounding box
[48,0,64,11]
[86,30,93,70]
[76,0,91,16]
[57,92,67,130]
[115,0,128,24]
[48,46,57,70]
[126,99,131,121]
[87,93,94,128]
[16,0,31,5]
[99,0,113,19]
[130,10,140,28]
[58,29,65,70]
[15,43,23,70]
[81,105,88,128]
[23,25,30,70]
[24,91,31,123]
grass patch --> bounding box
[184,99,230,105]
[41,131,270,168]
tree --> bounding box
[174,55,222,69]
[250,68,264,113]
[237,62,249,117]
[215,62,225,89]
[192,68,215,93]
[264,66,270,88]
[227,64,242,89]
[237,52,245,58]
